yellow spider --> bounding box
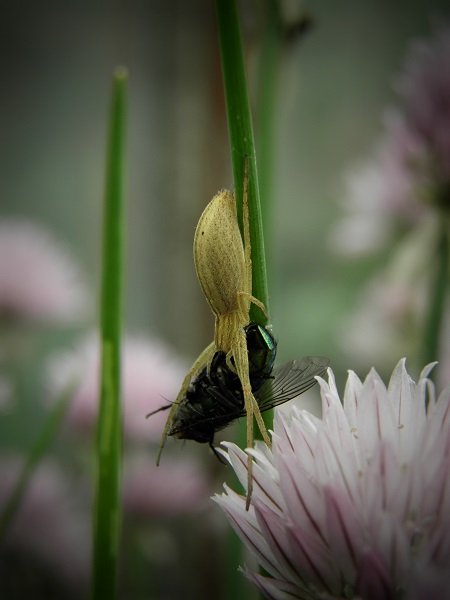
[157,159,270,508]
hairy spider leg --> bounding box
[241,158,272,509]
[156,341,215,465]
[227,158,272,508]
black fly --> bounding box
[148,324,329,458]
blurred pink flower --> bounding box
[123,454,211,517]
[330,124,426,256]
[47,333,187,442]
[339,273,427,368]
[338,219,450,389]
[331,25,450,257]
[215,360,450,600]
[0,220,89,323]
[0,457,90,591]
[397,25,450,179]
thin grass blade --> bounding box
[91,67,127,600]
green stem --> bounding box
[215,4,269,598]
[0,381,75,541]
[215,0,269,326]
[91,67,127,600]
[256,0,282,240]
[420,218,449,372]
[255,0,284,434]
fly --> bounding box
[148,324,329,460]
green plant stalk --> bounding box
[255,0,283,434]
[256,0,282,240]
[215,0,269,327]
[215,4,272,599]
[91,67,127,600]
[215,3,268,598]
[420,218,449,373]
[253,9,284,598]
[0,381,75,541]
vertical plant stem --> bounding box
[215,4,271,599]
[420,219,449,373]
[91,67,127,600]
[215,0,269,326]
[253,9,284,597]
[255,0,283,433]
[256,0,282,241]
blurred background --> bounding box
[0,0,449,598]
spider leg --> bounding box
[156,341,215,465]
[239,159,268,315]
[232,328,272,510]
[242,155,252,299]
[233,331,272,450]
[237,291,268,320]
[236,160,267,322]
[225,350,236,373]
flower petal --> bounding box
[355,550,394,600]
[277,452,327,543]
[213,484,286,580]
[343,370,363,430]
[388,358,413,427]
[255,503,309,588]
[244,568,315,600]
[221,442,284,513]
[324,484,365,582]
[286,520,342,595]
[357,369,399,460]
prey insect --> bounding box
[152,158,329,508]
[151,325,329,461]
[149,323,277,458]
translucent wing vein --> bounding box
[255,356,330,412]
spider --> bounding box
[157,158,271,507]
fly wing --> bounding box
[168,356,330,436]
[255,356,330,412]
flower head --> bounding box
[331,25,450,257]
[215,360,450,600]
[0,220,89,323]
[397,25,450,181]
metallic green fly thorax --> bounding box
[245,324,277,388]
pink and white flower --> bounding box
[397,25,450,179]
[331,25,450,257]
[215,360,450,600]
